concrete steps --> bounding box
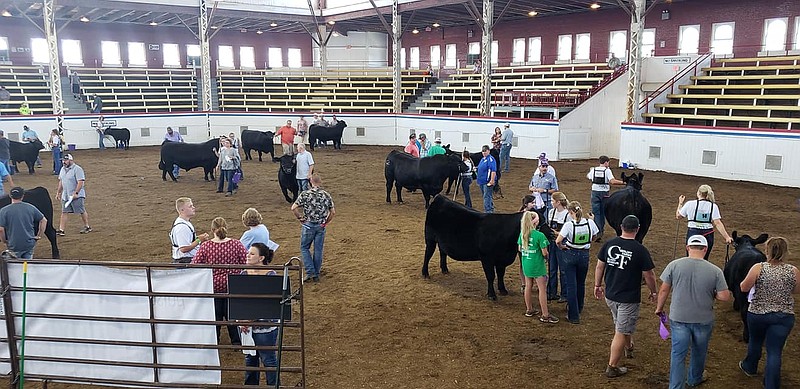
[405,78,447,113]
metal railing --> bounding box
[639,52,713,115]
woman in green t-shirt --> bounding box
[519,211,559,324]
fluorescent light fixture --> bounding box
[528,11,538,16]
[332,31,340,37]
[432,23,440,28]
[590,3,601,9]
[80,16,89,22]
[270,22,277,27]
[412,28,419,34]
[210,25,218,29]
[327,20,335,25]
[1,10,12,17]
[256,30,263,34]
[240,28,247,32]
[149,21,158,26]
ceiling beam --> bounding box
[325,0,467,23]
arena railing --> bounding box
[0,256,306,389]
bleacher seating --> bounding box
[217,68,431,113]
[643,56,800,130]
[77,68,198,113]
[418,63,614,116]
[0,65,54,115]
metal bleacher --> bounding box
[76,67,198,114]
[0,65,54,115]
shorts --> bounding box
[606,298,640,335]
[293,135,305,145]
[62,197,86,214]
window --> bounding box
[61,39,83,65]
[127,42,146,66]
[218,45,234,68]
[410,47,420,69]
[527,37,541,64]
[679,25,700,55]
[288,48,302,68]
[642,29,656,57]
[186,44,200,67]
[430,45,440,68]
[468,42,480,55]
[400,47,406,69]
[268,47,282,68]
[101,40,121,66]
[575,33,590,60]
[445,44,456,68]
[512,38,525,64]
[240,46,255,69]
[557,35,572,61]
[31,38,48,64]
[491,40,498,65]
[711,23,734,56]
[763,18,787,52]
[163,43,180,67]
[609,31,627,60]
[795,17,800,50]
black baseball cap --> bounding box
[10,187,24,200]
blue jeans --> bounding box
[98,132,106,149]
[218,169,238,193]
[14,249,33,259]
[244,330,278,385]
[590,190,608,236]
[686,228,714,260]
[461,175,473,208]
[499,144,511,172]
[559,248,589,322]
[52,147,62,174]
[297,179,310,192]
[300,222,326,278]
[669,320,714,389]
[547,241,565,300]
[479,183,494,213]
[742,312,795,389]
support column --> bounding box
[626,0,645,121]
[43,0,64,126]
[318,26,328,74]
[392,0,402,113]
[479,0,494,117]
[199,0,212,113]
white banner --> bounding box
[0,264,220,385]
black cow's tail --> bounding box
[158,160,165,170]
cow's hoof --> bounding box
[487,295,498,301]
[499,289,509,296]
[422,273,430,279]
[441,269,449,274]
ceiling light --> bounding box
[79,16,89,22]
[327,20,335,25]
[210,25,218,29]
[270,22,277,27]
[432,23,440,28]
[412,28,419,34]
[240,28,247,33]
[2,10,12,17]
[256,30,263,34]
[590,3,601,9]
[528,11,538,16]
[149,21,158,26]
[332,31,340,37]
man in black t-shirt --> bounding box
[594,215,658,378]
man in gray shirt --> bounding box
[295,143,315,192]
[655,235,731,389]
[56,154,91,235]
[499,123,514,172]
[0,187,46,259]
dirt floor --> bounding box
[8,144,800,388]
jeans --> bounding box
[686,228,714,260]
[499,144,512,172]
[461,175,473,208]
[546,240,565,300]
[52,147,62,174]
[669,320,714,389]
[98,132,106,149]
[479,183,494,213]
[559,248,589,322]
[742,312,795,389]
[590,190,608,236]
[218,169,238,193]
[244,330,278,385]
[0,159,10,176]
[300,222,326,278]
[214,297,241,345]
[14,249,33,259]
[297,179,310,192]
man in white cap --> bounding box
[56,153,91,235]
[427,137,446,156]
[499,123,514,172]
[655,234,731,389]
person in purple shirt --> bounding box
[164,127,184,178]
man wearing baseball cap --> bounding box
[0,187,46,259]
[56,153,92,235]
[426,137,446,156]
[655,234,732,388]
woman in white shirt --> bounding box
[555,201,598,324]
[676,184,733,260]
[546,192,571,302]
[47,129,63,175]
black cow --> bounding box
[308,121,347,151]
[241,130,277,162]
[723,231,768,342]
[469,149,503,198]
[0,187,60,258]
[158,139,218,182]
[277,154,299,203]
[9,139,45,174]
[603,172,652,243]
[385,150,466,208]
[103,128,130,149]
[423,195,524,300]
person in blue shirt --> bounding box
[476,145,497,213]
[21,125,42,168]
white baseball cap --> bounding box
[687,235,708,247]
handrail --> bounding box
[575,63,628,104]
[639,52,712,112]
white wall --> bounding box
[557,75,628,159]
[620,123,800,188]
[314,31,388,68]
[0,115,58,142]
[60,113,210,149]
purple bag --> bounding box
[232,172,242,184]
[658,312,670,340]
